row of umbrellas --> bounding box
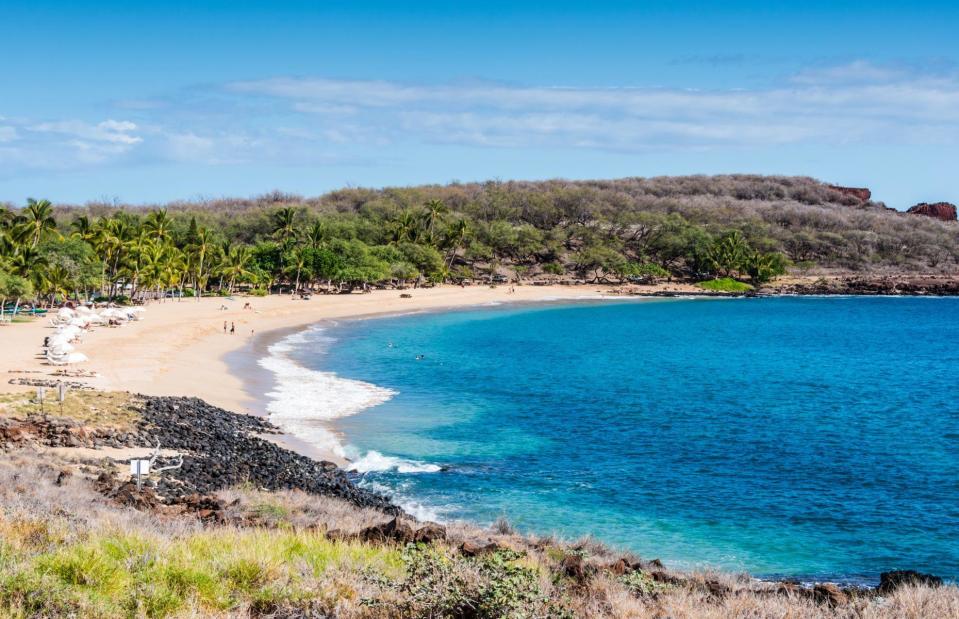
[46,305,146,365]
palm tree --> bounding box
[125,228,153,300]
[41,263,73,306]
[706,231,750,277]
[305,220,326,250]
[423,199,449,244]
[219,245,254,294]
[137,241,160,301]
[144,210,172,244]
[9,245,48,278]
[287,248,308,298]
[392,211,420,243]
[15,198,58,247]
[71,215,95,242]
[444,218,470,270]
[163,246,188,301]
[189,225,214,300]
[101,216,136,297]
[0,229,14,258]
[272,207,298,247]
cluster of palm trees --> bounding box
[0,199,260,309]
[702,231,788,283]
[0,197,477,309]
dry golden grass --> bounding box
[1,448,956,618]
[0,390,140,430]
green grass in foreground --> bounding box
[697,277,754,292]
[0,525,404,617]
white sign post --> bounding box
[36,387,45,416]
[57,382,67,415]
[130,459,151,491]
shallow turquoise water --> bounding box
[289,297,959,582]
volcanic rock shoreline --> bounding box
[0,394,398,513]
[136,395,399,512]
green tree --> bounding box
[422,199,449,243]
[219,245,254,294]
[573,245,628,282]
[705,231,751,278]
[272,207,299,247]
[745,251,790,284]
[0,271,33,320]
[14,198,59,248]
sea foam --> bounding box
[257,326,397,459]
[346,450,443,474]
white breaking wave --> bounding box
[258,326,396,459]
[361,480,450,523]
[346,450,443,474]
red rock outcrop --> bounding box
[827,185,871,202]
[906,202,957,222]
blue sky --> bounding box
[1,1,957,207]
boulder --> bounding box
[703,579,731,600]
[413,522,447,544]
[560,554,592,583]
[360,517,415,544]
[812,583,848,607]
[906,202,957,222]
[606,558,633,576]
[459,540,512,557]
[828,185,872,202]
[324,529,355,542]
[776,581,802,596]
[878,570,943,594]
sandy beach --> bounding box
[1,284,696,460]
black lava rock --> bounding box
[136,395,398,513]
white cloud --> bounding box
[226,62,959,150]
[3,60,958,180]
[30,119,143,145]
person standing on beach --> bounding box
[223,321,227,334]
[230,322,235,335]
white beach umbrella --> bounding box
[99,308,123,320]
[56,324,82,336]
[47,351,88,364]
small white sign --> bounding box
[130,459,151,476]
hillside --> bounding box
[2,175,958,307]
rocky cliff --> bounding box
[827,185,872,202]
[906,202,957,222]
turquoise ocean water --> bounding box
[266,297,959,583]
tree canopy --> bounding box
[2,175,953,305]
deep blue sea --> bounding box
[267,297,959,583]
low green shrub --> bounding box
[697,278,753,292]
